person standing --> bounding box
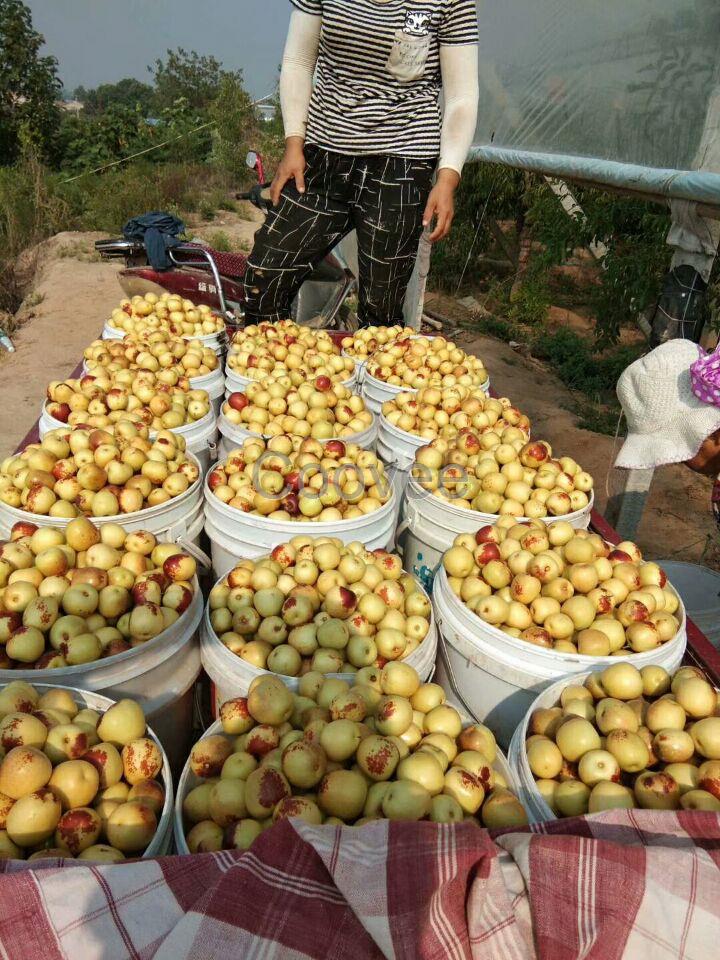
[243,0,480,326]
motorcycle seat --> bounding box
[195,248,249,281]
[198,248,346,284]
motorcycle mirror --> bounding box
[246,151,258,170]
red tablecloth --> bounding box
[0,811,717,959]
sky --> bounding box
[28,0,291,99]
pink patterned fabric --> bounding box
[0,812,718,959]
[690,346,720,405]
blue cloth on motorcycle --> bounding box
[122,212,186,271]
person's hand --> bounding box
[270,137,307,206]
[423,168,460,242]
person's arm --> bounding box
[423,0,479,242]
[271,9,322,205]
[438,44,479,178]
[423,44,479,242]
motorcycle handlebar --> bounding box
[236,183,272,200]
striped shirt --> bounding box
[291,0,478,158]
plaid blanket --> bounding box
[0,811,718,959]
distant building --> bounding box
[58,100,84,114]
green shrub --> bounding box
[507,271,551,326]
[531,327,642,397]
[430,164,526,294]
[430,162,672,346]
[210,75,261,184]
[204,230,232,252]
[0,149,69,311]
[60,162,227,232]
[526,182,670,344]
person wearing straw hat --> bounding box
[616,340,720,524]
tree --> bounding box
[58,104,155,175]
[210,74,259,180]
[150,48,242,111]
[0,0,61,164]
[76,78,155,116]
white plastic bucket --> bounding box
[658,561,720,649]
[361,371,490,416]
[200,571,437,708]
[190,368,225,417]
[204,477,398,578]
[102,322,128,340]
[0,587,202,778]
[23,684,175,855]
[396,476,594,593]
[505,673,599,823]
[508,671,720,824]
[431,565,687,750]
[224,366,358,397]
[103,323,227,356]
[375,417,424,511]
[173,711,514,854]
[361,372,407,416]
[81,359,225,419]
[163,410,218,475]
[83,357,224,402]
[341,350,367,379]
[0,454,206,549]
[376,415,425,474]
[217,411,378,459]
[38,404,218,475]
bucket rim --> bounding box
[21,681,175,852]
[174,706,510,854]
[405,475,595,526]
[363,369,490,395]
[224,368,358,392]
[434,565,686,668]
[217,410,377,447]
[104,322,226,346]
[41,402,217,440]
[203,469,397,531]
[0,452,204,528]
[82,357,224,386]
[0,576,203,684]
[378,414,428,447]
[201,561,436,682]
[510,670,596,823]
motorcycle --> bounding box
[95,151,358,333]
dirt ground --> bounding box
[0,229,715,568]
[188,204,263,251]
[0,233,123,450]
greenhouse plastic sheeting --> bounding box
[473,0,720,202]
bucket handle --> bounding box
[177,537,213,571]
[395,518,411,557]
[436,634,481,723]
[163,520,213,571]
[208,438,219,463]
[394,452,415,471]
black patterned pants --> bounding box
[243,146,436,326]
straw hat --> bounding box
[615,340,720,469]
